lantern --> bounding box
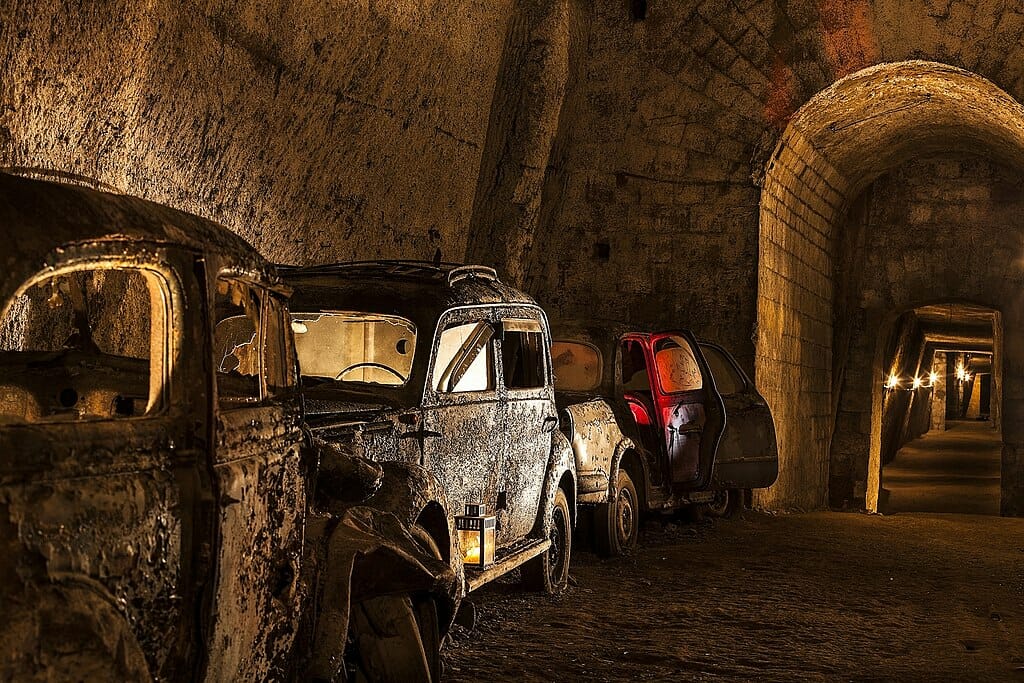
[455,503,496,568]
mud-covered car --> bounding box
[551,320,779,556]
[0,172,454,681]
[281,261,577,595]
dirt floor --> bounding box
[881,420,1001,515]
[443,509,1024,681]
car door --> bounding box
[204,275,305,680]
[698,341,779,489]
[0,257,200,679]
[421,308,503,530]
[495,311,556,546]
[646,332,725,490]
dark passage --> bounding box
[881,421,1001,515]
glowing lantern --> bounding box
[455,503,495,568]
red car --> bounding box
[552,320,779,556]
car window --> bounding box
[619,339,650,391]
[502,319,546,390]
[432,320,494,393]
[552,340,602,391]
[699,344,744,395]
[291,311,416,387]
[214,278,263,405]
[0,267,166,422]
[653,335,703,393]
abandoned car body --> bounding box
[282,261,577,595]
[0,173,454,681]
[551,320,779,555]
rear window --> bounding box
[552,340,602,391]
[653,335,703,393]
[290,311,416,387]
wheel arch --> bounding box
[414,500,452,565]
[610,439,649,512]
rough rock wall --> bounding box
[0,0,514,264]
[830,154,1024,509]
[529,1,1024,379]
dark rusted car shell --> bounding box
[0,174,455,681]
[283,263,577,595]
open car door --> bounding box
[619,332,725,491]
[698,341,779,489]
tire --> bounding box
[594,469,640,557]
[705,488,741,518]
[521,488,572,593]
[345,594,435,682]
[342,523,443,682]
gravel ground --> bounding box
[442,510,1024,681]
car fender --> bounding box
[563,399,638,505]
[534,430,577,536]
[0,576,150,681]
[607,438,652,509]
[360,461,458,566]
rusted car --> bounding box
[551,320,778,555]
[281,261,577,595]
[0,172,454,681]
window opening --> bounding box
[502,319,546,390]
[552,340,602,391]
[291,311,416,387]
[214,278,262,405]
[0,267,164,422]
[433,321,494,393]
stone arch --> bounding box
[755,60,1024,512]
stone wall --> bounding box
[0,0,515,264]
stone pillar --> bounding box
[930,351,946,432]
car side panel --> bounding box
[0,420,190,679]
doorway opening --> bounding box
[877,304,1001,515]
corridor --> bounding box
[881,421,1002,515]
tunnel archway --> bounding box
[755,60,1024,513]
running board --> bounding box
[465,539,551,593]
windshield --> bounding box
[551,340,602,391]
[290,311,416,387]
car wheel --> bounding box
[522,488,572,593]
[595,469,640,557]
[344,594,437,682]
[705,488,741,518]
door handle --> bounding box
[399,426,444,440]
[542,415,559,432]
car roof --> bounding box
[280,261,542,325]
[0,171,274,303]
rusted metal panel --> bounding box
[563,399,630,497]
